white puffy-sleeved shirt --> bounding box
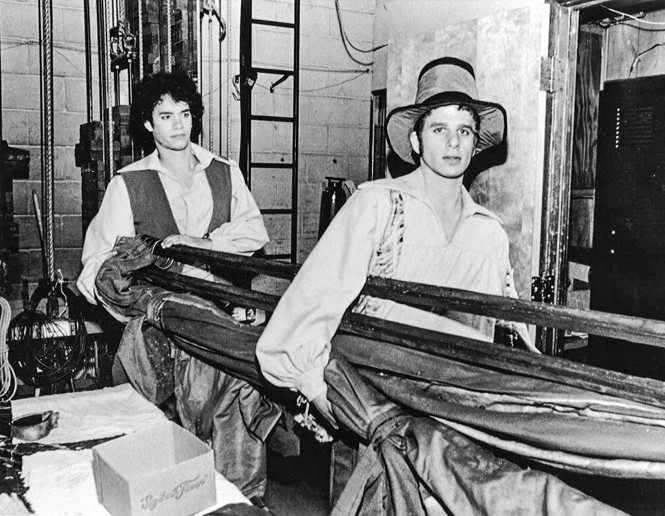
[256,167,529,402]
[77,143,269,305]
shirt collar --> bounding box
[359,167,502,223]
[120,142,216,175]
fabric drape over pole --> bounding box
[95,237,665,513]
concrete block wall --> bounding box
[1,0,96,309]
[1,0,375,309]
[203,0,375,262]
[290,0,374,260]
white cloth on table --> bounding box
[0,493,31,515]
[11,384,166,444]
[11,384,251,515]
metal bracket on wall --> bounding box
[532,273,561,356]
[540,56,565,93]
[531,274,556,303]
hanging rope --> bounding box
[138,0,143,81]
[226,0,232,157]
[166,0,172,72]
[104,0,115,178]
[39,0,55,286]
[208,14,214,150]
[117,0,126,25]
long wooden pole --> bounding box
[149,245,665,349]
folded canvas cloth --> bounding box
[22,449,250,516]
[11,384,166,444]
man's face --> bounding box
[144,94,193,151]
[409,105,478,180]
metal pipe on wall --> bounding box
[105,0,115,178]
[291,0,300,262]
[96,0,110,182]
[83,0,94,123]
[196,0,203,145]
[196,0,202,89]
[216,0,227,158]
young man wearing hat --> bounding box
[256,57,535,424]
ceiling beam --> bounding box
[556,0,611,8]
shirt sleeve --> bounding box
[207,161,269,254]
[76,176,134,305]
[255,188,389,402]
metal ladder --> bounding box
[239,0,300,262]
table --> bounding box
[0,384,258,515]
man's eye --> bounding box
[433,127,443,133]
[459,128,469,136]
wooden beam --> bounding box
[363,277,665,349]
[149,246,665,349]
[556,0,610,8]
[153,245,299,279]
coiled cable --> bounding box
[0,297,18,400]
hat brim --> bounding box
[386,98,507,165]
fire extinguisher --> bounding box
[318,177,347,237]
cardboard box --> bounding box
[92,422,216,516]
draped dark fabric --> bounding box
[332,334,665,467]
[325,354,625,516]
[94,237,665,514]
[95,238,281,499]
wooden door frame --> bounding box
[540,0,636,354]
[537,1,579,354]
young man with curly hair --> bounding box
[78,70,268,301]
[77,70,273,506]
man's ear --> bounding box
[409,131,420,155]
[144,120,154,133]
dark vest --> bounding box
[121,159,249,287]
[121,159,232,239]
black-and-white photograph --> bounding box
[0,1,664,514]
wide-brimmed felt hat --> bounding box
[386,57,507,165]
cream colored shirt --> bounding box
[77,143,269,305]
[256,167,533,402]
